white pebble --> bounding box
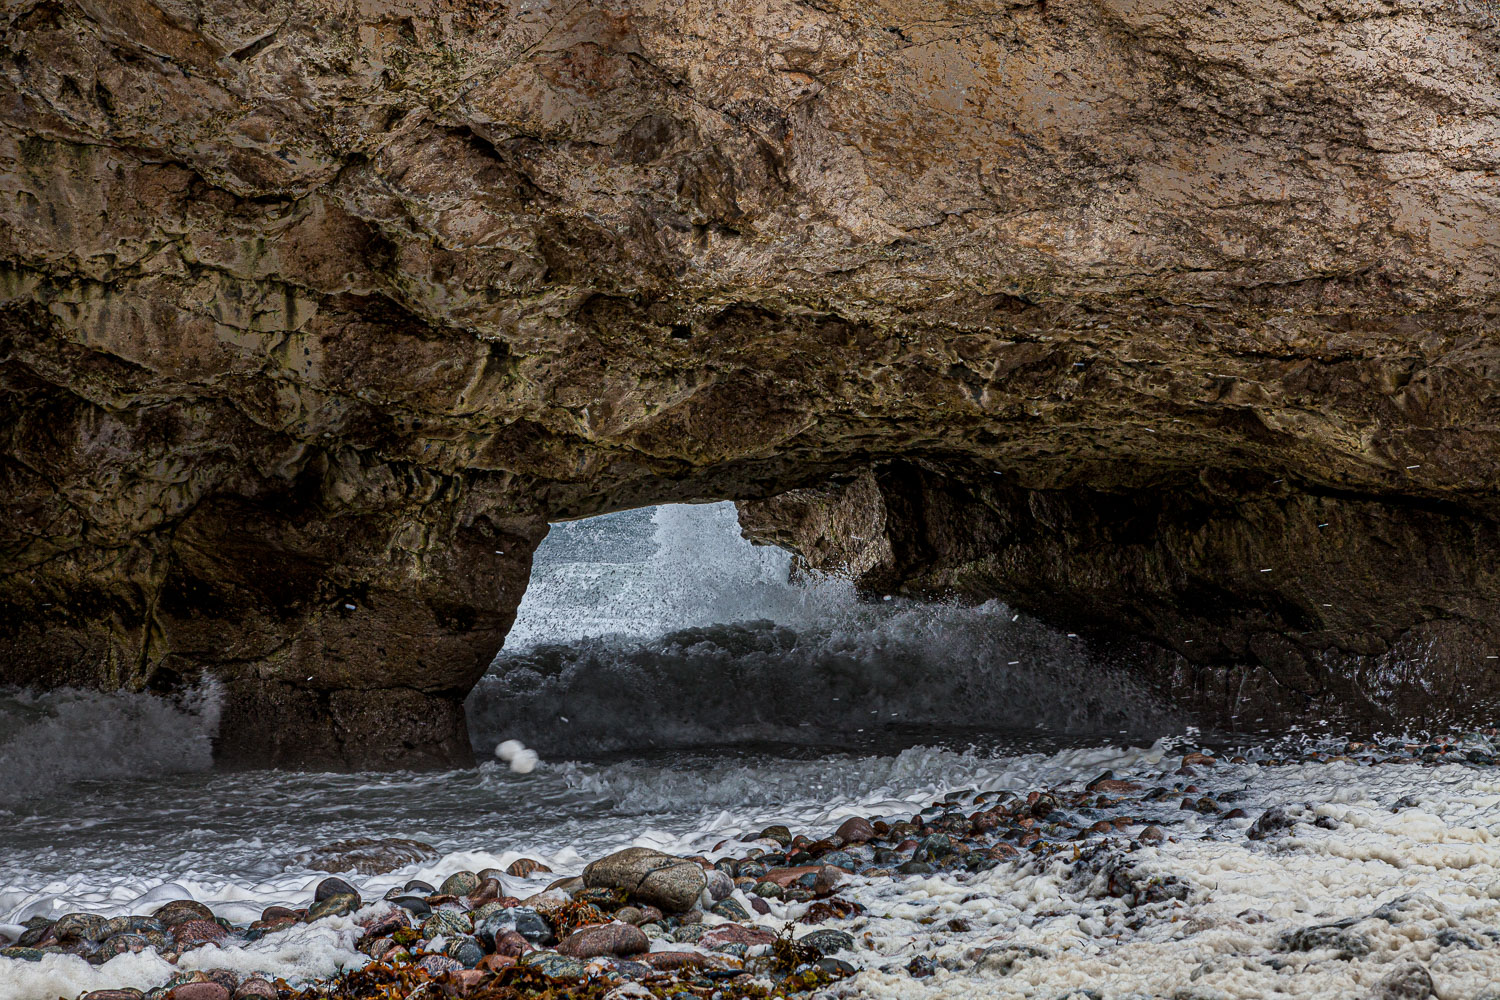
[509,749,539,774]
[495,739,526,762]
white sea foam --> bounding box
[834,756,1500,999]
[0,907,371,999]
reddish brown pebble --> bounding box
[699,924,777,949]
[469,878,503,902]
[557,922,650,958]
[247,918,289,936]
[167,984,230,1000]
[800,898,865,923]
[639,951,709,971]
[154,901,215,928]
[494,930,528,957]
[478,954,517,972]
[450,969,485,992]
[835,817,875,843]
[969,812,1000,833]
[232,980,275,1000]
[171,920,229,948]
[357,909,410,937]
[1183,752,1217,767]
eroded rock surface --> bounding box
[738,463,1500,727]
[1,0,1496,761]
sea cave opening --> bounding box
[464,501,1180,768]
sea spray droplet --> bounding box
[495,738,539,773]
[510,748,540,774]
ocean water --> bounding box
[4,503,1498,998]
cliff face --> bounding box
[1,0,1496,765]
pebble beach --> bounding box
[6,731,1500,1000]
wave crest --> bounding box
[0,685,220,807]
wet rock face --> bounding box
[739,463,1500,727]
[1,0,1498,762]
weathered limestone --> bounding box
[1,0,1496,761]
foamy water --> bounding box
[844,753,1500,999]
[471,503,1172,755]
[3,503,1494,998]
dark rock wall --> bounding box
[740,465,1500,728]
[1,0,1496,763]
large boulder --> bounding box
[583,848,707,913]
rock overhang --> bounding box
[1,0,1497,765]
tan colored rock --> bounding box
[583,848,707,913]
[0,0,1497,757]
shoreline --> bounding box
[5,734,1499,1000]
